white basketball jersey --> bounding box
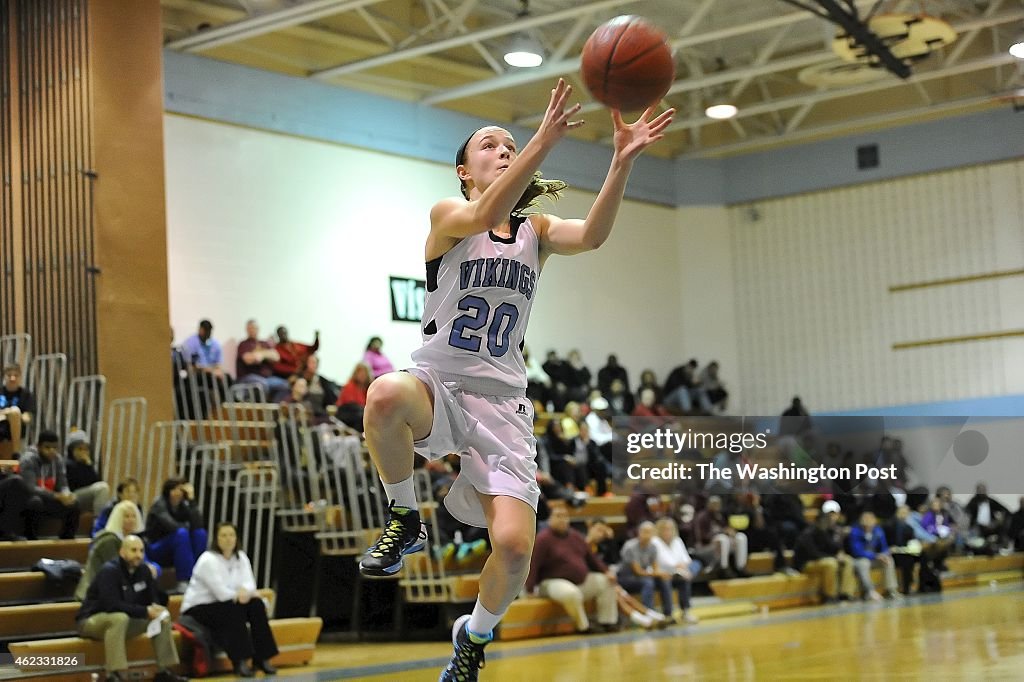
[411,215,541,389]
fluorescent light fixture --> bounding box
[705,103,738,120]
[504,33,544,68]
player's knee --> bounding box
[366,374,415,423]
[491,529,533,567]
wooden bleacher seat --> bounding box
[0,571,67,603]
[9,617,322,675]
[0,539,90,571]
[709,573,821,610]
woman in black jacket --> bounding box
[145,477,207,592]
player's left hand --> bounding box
[611,106,675,161]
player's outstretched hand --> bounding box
[611,106,675,161]
[536,78,584,146]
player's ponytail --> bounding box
[512,172,567,215]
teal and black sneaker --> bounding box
[439,614,490,682]
[358,501,427,577]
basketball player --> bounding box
[358,79,674,682]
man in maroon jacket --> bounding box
[525,505,618,633]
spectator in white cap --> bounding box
[65,430,111,514]
[584,396,614,488]
[793,500,856,603]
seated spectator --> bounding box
[698,361,728,412]
[625,487,659,534]
[597,355,629,396]
[146,478,207,592]
[965,482,1010,554]
[584,398,614,479]
[545,407,583,491]
[294,355,338,420]
[635,370,662,406]
[362,336,394,379]
[64,430,111,514]
[76,535,185,682]
[652,517,701,624]
[235,320,289,401]
[432,475,489,566]
[848,510,900,600]
[604,378,635,416]
[618,521,674,615]
[585,520,667,629]
[1010,496,1024,552]
[885,504,947,594]
[632,387,669,417]
[577,421,610,497]
[523,346,552,408]
[920,497,957,543]
[564,350,592,404]
[525,505,618,634]
[0,460,33,540]
[695,495,748,577]
[542,350,570,411]
[93,478,145,537]
[272,326,319,379]
[181,522,278,677]
[793,500,856,603]
[763,492,808,549]
[737,493,794,575]
[0,363,34,456]
[20,430,81,540]
[76,501,156,601]
[780,396,811,436]
[181,319,226,378]
[663,360,712,414]
[335,362,371,432]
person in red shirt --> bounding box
[335,363,372,431]
[525,505,618,633]
[273,326,320,379]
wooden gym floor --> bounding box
[200,584,1024,681]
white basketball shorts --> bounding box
[406,366,541,528]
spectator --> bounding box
[848,511,900,600]
[565,350,591,404]
[1010,496,1024,551]
[780,396,811,436]
[181,522,278,677]
[604,378,635,416]
[76,501,155,601]
[584,397,614,472]
[524,506,618,634]
[362,336,394,379]
[146,478,207,593]
[0,363,34,456]
[577,421,610,497]
[583,521,663,629]
[624,488,659,533]
[181,319,226,377]
[697,361,728,412]
[618,521,672,615]
[885,504,946,594]
[934,486,968,549]
[663,359,713,414]
[793,501,856,603]
[635,370,662,406]
[695,495,748,577]
[272,326,319,379]
[235,320,289,401]
[93,478,145,537]
[738,493,794,575]
[523,346,551,408]
[763,493,807,549]
[632,387,669,417]
[597,355,629,396]
[76,535,185,682]
[295,355,338,419]
[542,350,571,411]
[64,431,111,514]
[20,430,81,540]
[335,362,371,432]
[965,482,1010,553]
[652,517,701,624]
[0,460,33,540]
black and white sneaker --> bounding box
[358,501,427,577]
[439,614,489,682]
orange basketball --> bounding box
[580,15,675,112]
